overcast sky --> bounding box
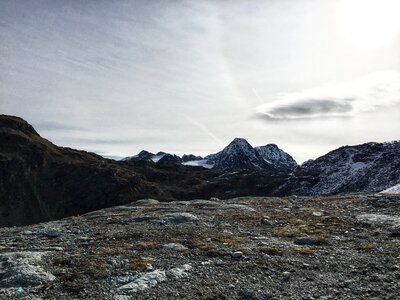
[1,0,399,163]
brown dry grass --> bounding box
[294,247,317,255]
[132,241,159,250]
[257,247,284,255]
[129,259,153,271]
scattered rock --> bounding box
[356,214,400,227]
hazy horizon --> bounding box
[1,0,400,163]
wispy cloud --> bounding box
[256,71,400,120]
[183,115,224,146]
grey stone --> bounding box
[240,288,256,299]
[43,230,62,239]
[118,264,192,293]
[356,214,400,227]
[163,243,188,251]
[160,213,199,224]
[282,271,291,281]
[135,199,159,205]
[261,217,273,226]
[294,236,319,245]
[221,204,256,212]
[390,224,400,237]
[0,252,55,287]
[165,264,192,279]
[231,251,244,259]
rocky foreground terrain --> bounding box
[1,194,399,300]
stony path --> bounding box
[0,194,399,299]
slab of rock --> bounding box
[135,199,160,206]
[221,204,256,212]
[117,264,192,293]
[0,252,55,287]
[356,214,400,227]
[163,243,188,251]
[160,213,199,224]
[294,236,320,246]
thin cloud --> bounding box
[260,98,353,120]
[183,115,224,146]
[256,71,400,120]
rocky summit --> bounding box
[205,138,275,171]
[0,194,399,299]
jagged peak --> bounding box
[225,138,253,150]
[138,150,154,156]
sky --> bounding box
[1,0,400,163]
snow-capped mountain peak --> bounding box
[205,138,273,171]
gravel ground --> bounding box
[0,194,399,300]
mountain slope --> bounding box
[280,141,400,195]
[255,144,297,171]
[0,115,167,226]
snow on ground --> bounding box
[381,183,400,194]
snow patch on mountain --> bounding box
[381,183,400,194]
[255,144,297,171]
[284,141,400,195]
[205,138,273,171]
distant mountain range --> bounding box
[1,114,399,227]
[123,137,298,172]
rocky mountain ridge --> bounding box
[280,141,400,196]
[124,137,298,172]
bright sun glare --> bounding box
[336,0,400,49]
